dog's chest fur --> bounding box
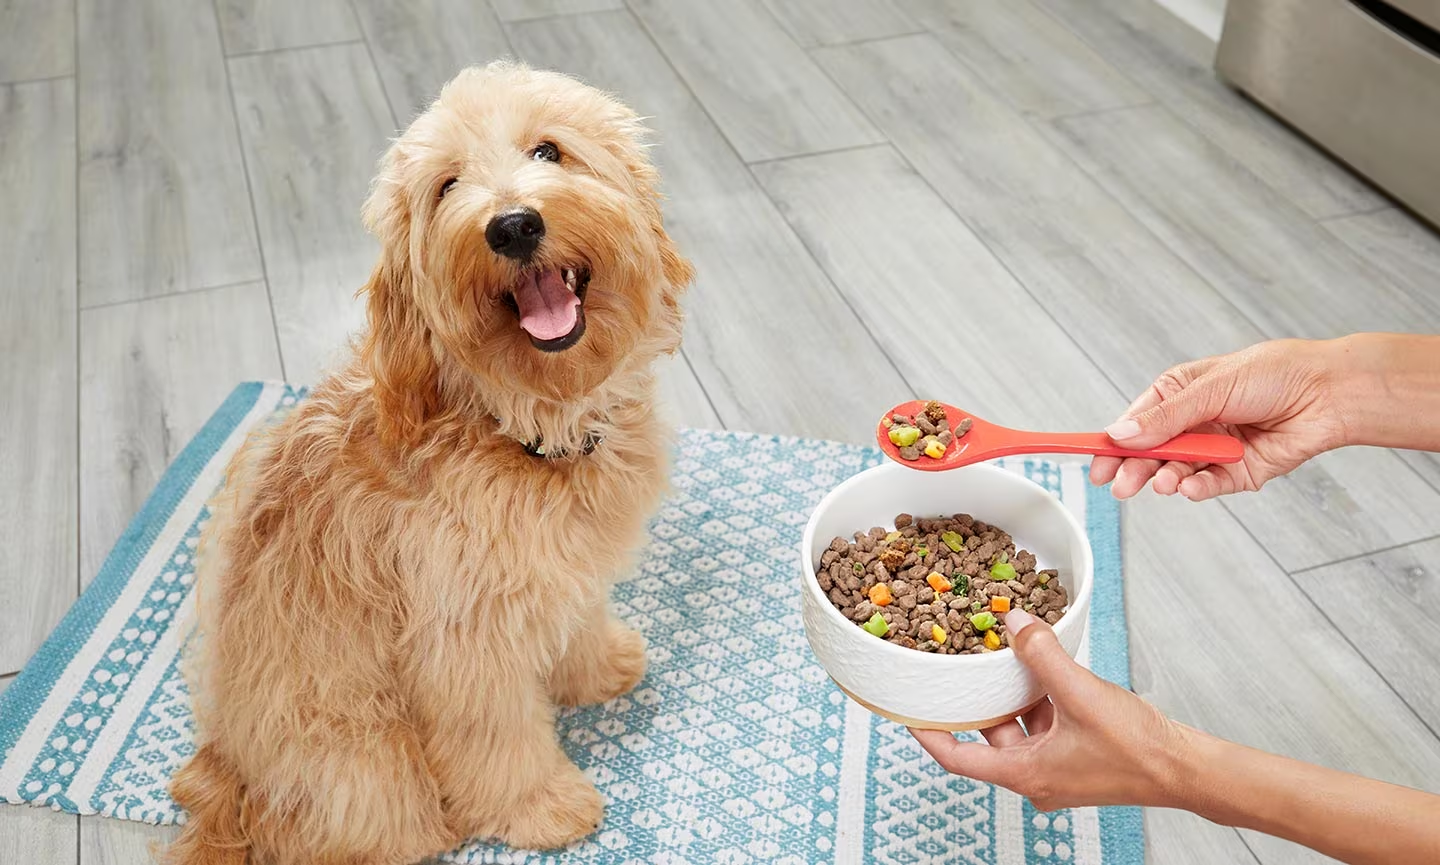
[391,412,670,672]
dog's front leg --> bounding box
[419,658,604,851]
[548,601,648,707]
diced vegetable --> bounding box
[868,584,893,607]
[990,596,1011,613]
[926,572,952,594]
[990,561,1017,582]
[971,600,983,613]
[915,546,929,558]
[983,630,1002,650]
[969,611,997,632]
[885,531,901,543]
[923,439,947,459]
[941,531,965,553]
[1037,572,1051,586]
[888,426,921,448]
[880,416,893,428]
[862,613,890,637]
[931,624,947,644]
[952,574,970,596]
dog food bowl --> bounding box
[800,461,1093,731]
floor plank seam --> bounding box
[1290,531,1440,575]
[805,30,929,50]
[217,22,289,383]
[614,1,917,405]
[1218,499,1440,747]
[224,37,365,61]
[73,0,83,615]
[1044,97,1160,123]
[743,140,886,168]
[798,47,1139,424]
[0,72,76,88]
[676,349,726,429]
[78,277,269,312]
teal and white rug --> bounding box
[0,382,1140,864]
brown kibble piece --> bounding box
[956,417,973,436]
[924,400,947,423]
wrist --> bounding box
[1321,333,1440,451]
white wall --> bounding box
[1154,0,1227,41]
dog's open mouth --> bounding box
[504,266,591,352]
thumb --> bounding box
[1105,370,1230,450]
[1004,610,1086,703]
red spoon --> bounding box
[877,400,1245,472]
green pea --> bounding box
[887,426,921,448]
[990,562,1017,581]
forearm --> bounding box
[1164,725,1440,865]
[1325,333,1440,451]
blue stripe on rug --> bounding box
[0,382,264,760]
[1088,480,1144,865]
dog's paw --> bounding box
[500,765,604,850]
[553,624,647,707]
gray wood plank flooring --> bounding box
[811,34,1263,390]
[1303,537,1440,733]
[758,0,919,48]
[751,144,1120,431]
[4,1,1440,862]
[1034,0,1385,221]
[227,43,390,384]
[0,78,77,676]
[0,0,73,83]
[76,0,261,306]
[81,819,179,865]
[0,805,77,865]
[898,0,1151,120]
[216,0,361,55]
[79,283,283,586]
[488,0,624,23]
[627,0,884,162]
[510,10,913,444]
[1049,105,1440,337]
[351,0,512,121]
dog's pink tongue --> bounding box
[513,270,579,341]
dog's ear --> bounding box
[359,155,441,447]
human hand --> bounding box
[908,610,1185,811]
[1089,339,1347,501]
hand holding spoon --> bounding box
[877,400,1244,472]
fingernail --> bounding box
[1004,609,1037,635]
[1105,419,1141,440]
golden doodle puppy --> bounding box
[166,62,693,865]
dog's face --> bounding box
[360,63,692,443]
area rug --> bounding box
[0,381,1140,864]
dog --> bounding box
[165,61,693,865]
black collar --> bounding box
[493,417,603,460]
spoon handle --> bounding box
[1000,430,1245,464]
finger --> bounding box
[1111,458,1163,499]
[1121,355,1220,418]
[1089,456,1122,486]
[980,719,1027,748]
[1150,461,1199,496]
[1020,697,1056,736]
[908,728,1021,786]
[1177,466,1245,501]
[1108,369,1234,450]
[1003,610,1089,703]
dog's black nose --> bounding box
[485,207,545,260]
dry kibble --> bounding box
[817,511,1067,654]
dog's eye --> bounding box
[531,142,561,163]
[439,178,459,199]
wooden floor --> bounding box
[3,0,1439,862]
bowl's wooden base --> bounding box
[833,679,1047,732]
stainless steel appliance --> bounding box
[1217,0,1440,226]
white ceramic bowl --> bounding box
[800,461,1093,730]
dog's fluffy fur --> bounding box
[166,62,693,865]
